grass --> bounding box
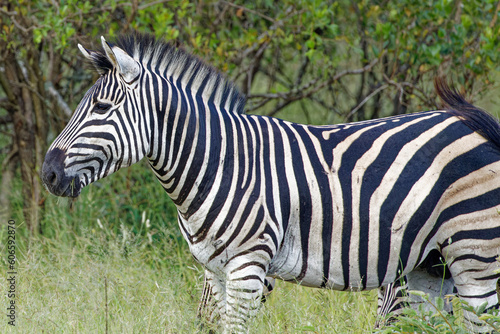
[0,241,377,333]
[0,236,201,333]
[1,160,378,333]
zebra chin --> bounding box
[45,178,82,197]
[41,148,82,198]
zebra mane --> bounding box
[86,32,246,114]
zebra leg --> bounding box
[197,270,274,332]
[403,248,455,314]
[447,260,500,331]
[197,270,225,330]
[197,273,275,325]
[440,212,500,332]
[376,249,458,328]
[261,277,275,303]
[376,270,456,328]
[451,275,499,331]
[222,266,266,333]
[375,276,409,328]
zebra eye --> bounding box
[93,102,112,114]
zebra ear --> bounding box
[78,44,109,75]
[78,44,93,61]
[100,36,140,83]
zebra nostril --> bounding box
[49,171,57,185]
[42,147,67,189]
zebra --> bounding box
[41,33,500,333]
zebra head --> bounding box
[42,37,146,197]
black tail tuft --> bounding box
[435,77,500,148]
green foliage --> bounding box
[2,0,499,125]
[366,0,500,80]
[378,291,500,334]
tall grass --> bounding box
[1,160,378,333]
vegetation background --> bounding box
[0,0,499,332]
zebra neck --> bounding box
[147,88,243,221]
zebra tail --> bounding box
[435,77,500,149]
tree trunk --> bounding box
[0,46,47,235]
[0,148,17,223]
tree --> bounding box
[1,0,499,233]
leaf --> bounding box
[305,49,315,60]
[479,313,494,321]
[33,29,43,45]
[461,14,473,29]
[327,24,339,37]
[306,39,315,50]
[435,297,444,310]
[408,290,428,298]
[428,44,441,58]
[477,301,488,315]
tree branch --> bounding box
[221,1,277,24]
[247,54,383,116]
[345,84,389,121]
[0,8,37,34]
[241,41,268,95]
[45,81,73,118]
[0,69,16,103]
[0,144,18,222]
[490,1,500,28]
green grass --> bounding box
[0,240,377,333]
[1,161,378,333]
[0,234,202,333]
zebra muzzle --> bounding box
[41,148,81,197]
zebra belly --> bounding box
[267,223,398,291]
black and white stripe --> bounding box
[42,33,500,332]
